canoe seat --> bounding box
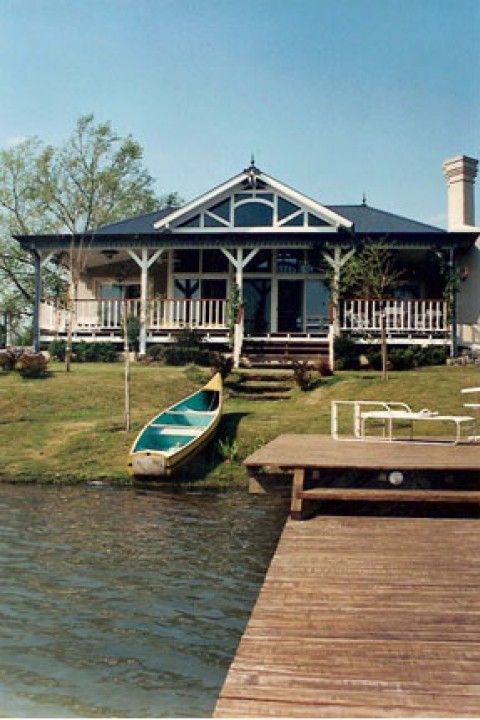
[152,411,214,428]
[134,427,199,453]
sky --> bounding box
[1,0,479,228]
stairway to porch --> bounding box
[228,369,294,401]
[242,335,331,366]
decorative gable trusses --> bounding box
[153,165,353,234]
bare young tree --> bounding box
[340,240,404,380]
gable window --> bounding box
[234,202,273,227]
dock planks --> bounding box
[215,515,480,717]
[244,433,480,472]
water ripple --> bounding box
[0,485,287,717]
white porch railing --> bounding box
[40,298,228,334]
[341,299,449,334]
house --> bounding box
[15,155,479,366]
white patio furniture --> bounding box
[331,399,477,445]
[462,387,480,410]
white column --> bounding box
[128,248,166,356]
[221,248,259,368]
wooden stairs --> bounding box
[228,370,294,401]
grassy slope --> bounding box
[0,362,478,487]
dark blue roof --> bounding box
[93,203,445,235]
[95,207,174,234]
[328,205,445,234]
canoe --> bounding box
[128,373,223,477]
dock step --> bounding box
[301,487,480,503]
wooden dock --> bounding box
[245,434,480,518]
[215,514,480,717]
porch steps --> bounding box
[228,369,294,402]
[243,337,330,364]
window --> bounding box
[202,249,229,273]
[234,202,273,227]
[277,249,305,273]
[244,249,272,273]
[278,197,300,220]
[173,250,200,273]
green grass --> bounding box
[0,361,478,488]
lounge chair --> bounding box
[331,399,477,445]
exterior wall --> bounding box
[457,238,480,347]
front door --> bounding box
[278,280,303,333]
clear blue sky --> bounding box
[1,0,479,227]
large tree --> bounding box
[0,114,180,321]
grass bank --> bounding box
[0,362,478,487]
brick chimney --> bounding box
[443,155,478,230]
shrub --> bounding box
[48,340,118,363]
[48,339,66,361]
[210,352,233,379]
[175,328,204,349]
[160,346,212,366]
[293,360,314,391]
[389,347,416,371]
[146,344,164,360]
[0,349,18,372]
[316,358,333,377]
[415,346,448,367]
[127,317,141,350]
[366,348,383,370]
[334,336,360,370]
[15,352,48,378]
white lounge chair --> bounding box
[462,387,480,410]
[331,399,477,445]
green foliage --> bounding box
[48,339,118,362]
[15,352,48,378]
[227,282,242,339]
[159,346,212,366]
[210,351,233,379]
[334,336,360,370]
[175,328,204,349]
[292,360,315,391]
[217,438,239,462]
[0,115,179,316]
[126,316,140,350]
[339,240,404,299]
[0,349,17,371]
[369,345,448,371]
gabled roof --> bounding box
[152,166,354,231]
[328,205,446,234]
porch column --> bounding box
[128,248,164,356]
[221,248,259,367]
[32,250,41,352]
[322,246,355,336]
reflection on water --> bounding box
[0,485,287,717]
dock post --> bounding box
[291,467,305,520]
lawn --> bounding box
[0,361,478,487]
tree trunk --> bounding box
[64,280,75,372]
[123,300,131,432]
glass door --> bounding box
[277,280,303,332]
[244,279,271,335]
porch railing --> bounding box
[341,299,449,334]
[40,298,228,334]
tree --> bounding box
[339,240,404,380]
[0,115,181,359]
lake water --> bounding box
[0,485,288,717]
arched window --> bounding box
[234,202,273,227]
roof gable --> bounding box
[154,166,353,233]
